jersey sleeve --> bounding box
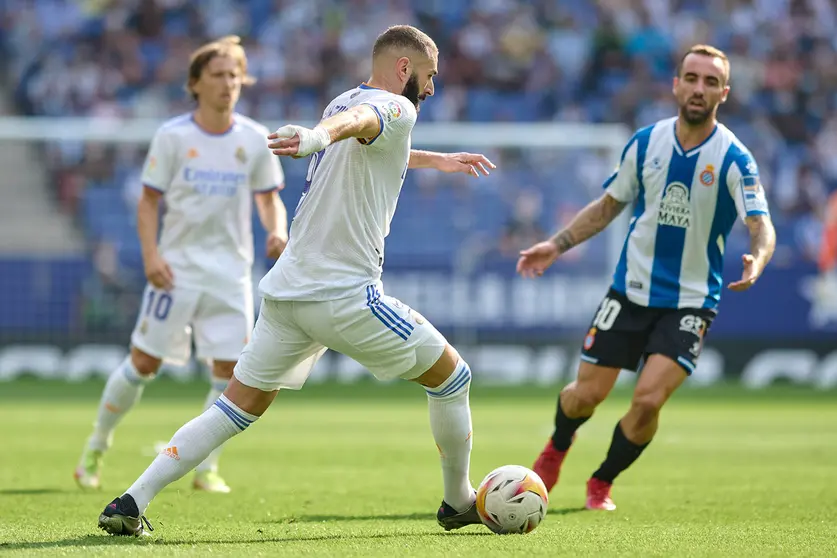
[726,148,770,223]
[357,96,417,147]
[251,144,285,193]
[603,136,640,203]
[140,128,176,193]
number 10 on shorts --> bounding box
[592,297,622,331]
[145,290,172,321]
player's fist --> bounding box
[144,253,174,291]
[516,241,560,278]
[266,233,287,259]
[268,125,331,158]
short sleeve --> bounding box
[603,137,639,203]
[358,96,417,147]
[726,148,769,223]
[251,145,285,193]
[141,129,176,193]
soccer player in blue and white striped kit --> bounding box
[517,45,777,511]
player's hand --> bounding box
[727,254,762,291]
[516,241,559,278]
[145,254,174,291]
[268,125,330,158]
[266,233,287,259]
[438,152,496,177]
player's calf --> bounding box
[419,349,478,520]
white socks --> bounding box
[426,359,475,512]
[195,375,231,474]
[88,357,153,452]
[127,395,257,513]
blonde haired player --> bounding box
[97,25,497,537]
[75,36,289,495]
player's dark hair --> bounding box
[676,44,730,85]
[372,25,438,59]
[186,35,256,101]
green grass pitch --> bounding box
[1,378,836,557]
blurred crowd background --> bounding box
[0,0,834,345]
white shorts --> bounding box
[235,284,448,391]
[130,283,254,365]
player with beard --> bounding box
[518,45,776,510]
[97,25,497,536]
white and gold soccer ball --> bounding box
[475,464,549,534]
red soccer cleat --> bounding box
[585,477,616,511]
[532,438,573,493]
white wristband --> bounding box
[297,125,331,157]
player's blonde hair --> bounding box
[677,44,730,85]
[372,25,438,59]
[186,35,256,101]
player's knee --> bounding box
[130,347,162,377]
[212,360,236,380]
[566,380,610,411]
[424,359,471,399]
[630,391,666,419]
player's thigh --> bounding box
[645,308,716,376]
[580,288,652,373]
[632,354,688,411]
[296,285,447,382]
[192,289,254,363]
[233,299,326,392]
[130,284,196,365]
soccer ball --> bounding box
[475,464,548,534]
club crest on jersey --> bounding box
[700,164,715,186]
[658,182,691,228]
[235,146,247,164]
[186,148,199,159]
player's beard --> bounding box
[680,98,713,126]
[401,72,422,109]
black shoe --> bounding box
[98,494,154,537]
[436,498,482,531]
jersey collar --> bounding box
[672,120,718,157]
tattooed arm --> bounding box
[549,194,629,255]
[516,193,628,277]
[729,214,776,291]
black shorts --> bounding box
[580,288,716,375]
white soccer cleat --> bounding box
[193,470,231,494]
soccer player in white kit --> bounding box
[76,36,289,495]
[97,25,497,537]
[518,45,777,511]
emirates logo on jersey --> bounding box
[658,182,691,228]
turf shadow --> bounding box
[270,512,437,523]
[547,506,587,516]
[0,488,69,495]
[0,530,491,550]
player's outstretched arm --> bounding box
[728,214,776,292]
[516,193,627,278]
[408,150,496,177]
[267,106,382,158]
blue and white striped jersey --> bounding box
[605,116,769,310]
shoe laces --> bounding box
[141,515,154,532]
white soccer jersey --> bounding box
[140,113,285,296]
[605,116,770,310]
[260,84,417,301]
